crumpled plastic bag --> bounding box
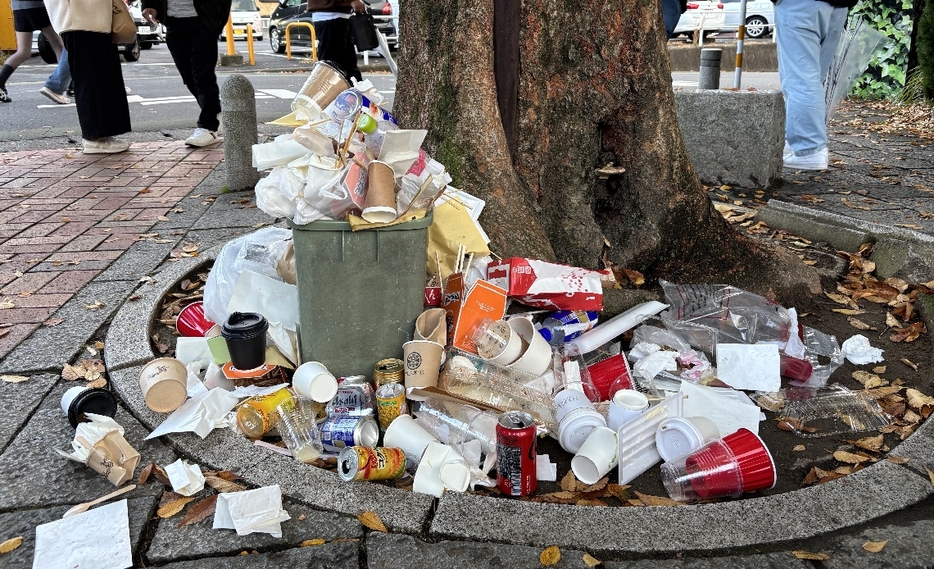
[203,227,292,326]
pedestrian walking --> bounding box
[0,0,65,103]
[775,0,855,171]
[39,48,73,105]
[307,0,366,83]
[141,0,232,147]
[45,0,133,153]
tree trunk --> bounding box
[395,0,820,301]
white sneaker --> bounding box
[784,147,828,171]
[782,141,794,160]
[185,127,222,147]
[39,87,70,105]
[83,137,130,154]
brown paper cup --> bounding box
[362,160,398,223]
[415,308,447,345]
[292,61,351,120]
[403,340,444,391]
[138,357,188,413]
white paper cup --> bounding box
[292,361,339,403]
[505,318,552,377]
[607,389,650,431]
[554,387,597,424]
[384,414,440,462]
[571,426,619,484]
[473,319,522,366]
[414,308,447,345]
[412,442,450,497]
[439,454,471,492]
[61,386,88,415]
[655,416,721,462]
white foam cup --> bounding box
[571,426,619,484]
[292,361,339,403]
[505,318,552,377]
[384,414,440,462]
[655,416,720,462]
[607,389,650,431]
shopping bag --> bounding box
[111,0,137,44]
[350,13,379,51]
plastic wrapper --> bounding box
[413,397,498,456]
[255,166,304,220]
[754,384,891,437]
[203,227,292,325]
[825,17,888,122]
[631,324,692,354]
[795,326,844,388]
[487,257,607,311]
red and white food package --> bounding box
[486,257,606,311]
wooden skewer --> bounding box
[435,251,443,281]
[464,252,474,275]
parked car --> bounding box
[673,1,725,40]
[268,0,396,54]
[130,0,165,49]
[719,0,773,38]
[220,0,264,41]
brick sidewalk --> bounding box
[0,142,224,359]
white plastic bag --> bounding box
[203,227,293,325]
[255,167,297,219]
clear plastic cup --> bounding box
[276,397,324,464]
[661,439,744,501]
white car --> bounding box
[220,0,264,40]
[720,0,774,38]
[673,1,726,40]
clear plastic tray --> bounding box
[765,384,892,437]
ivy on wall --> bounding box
[849,0,914,98]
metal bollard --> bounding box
[220,74,261,192]
[698,48,722,90]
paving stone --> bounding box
[604,553,813,568]
[0,496,156,569]
[95,239,183,282]
[0,382,175,511]
[821,518,934,569]
[147,499,362,564]
[0,373,57,452]
[0,280,136,374]
[154,541,359,569]
[189,191,272,230]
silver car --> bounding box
[720,0,774,39]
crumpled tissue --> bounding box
[146,388,239,440]
[841,334,885,365]
[630,342,679,381]
[165,459,205,496]
[56,414,140,486]
[213,485,291,537]
[33,499,132,569]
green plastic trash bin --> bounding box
[289,214,432,377]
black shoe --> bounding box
[0,86,10,103]
[66,86,75,98]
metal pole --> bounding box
[224,14,236,57]
[246,23,255,65]
[733,0,748,88]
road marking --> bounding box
[672,81,699,87]
[258,89,297,99]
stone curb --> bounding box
[758,200,934,283]
[104,237,934,554]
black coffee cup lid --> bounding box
[223,312,268,338]
[68,388,118,428]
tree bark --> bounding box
[395,0,820,301]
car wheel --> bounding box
[37,33,58,64]
[270,27,285,53]
[745,16,768,39]
[140,41,153,49]
[123,37,141,62]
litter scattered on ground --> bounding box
[33,499,132,569]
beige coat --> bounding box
[45,0,113,34]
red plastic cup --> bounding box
[175,301,216,337]
[721,428,777,492]
[424,286,442,307]
[779,354,813,382]
[587,354,632,401]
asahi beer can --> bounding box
[375,382,407,431]
[325,375,376,417]
[319,415,379,451]
[337,446,406,481]
[496,411,537,496]
[373,358,404,388]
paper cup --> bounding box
[472,319,522,366]
[655,416,720,462]
[414,308,447,344]
[402,340,444,391]
[722,428,777,492]
[362,160,398,223]
[554,387,597,424]
[384,414,440,462]
[505,318,552,377]
[439,454,471,492]
[60,386,118,428]
[292,361,339,403]
[557,405,607,454]
[291,60,351,121]
[607,389,650,431]
[175,301,216,337]
[138,357,188,413]
[571,426,619,484]
[412,442,450,497]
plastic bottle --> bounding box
[537,311,599,345]
[356,114,398,157]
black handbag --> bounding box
[350,13,380,51]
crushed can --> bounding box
[337,446,406,481]
[325,375,376,417]
[496,411,537,496]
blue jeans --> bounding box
[44,47,71,94]
[661,0,682,39]
[774,0,847,157]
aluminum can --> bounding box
[375,382,407,430]
[319,415,379,451]
[373,358,404,388]
[496,411,537,496]
[325,375,376,417]
[337,446,406,481]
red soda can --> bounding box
[496,411,537,496]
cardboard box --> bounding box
[487,257,606,311]
[442,272,507,353]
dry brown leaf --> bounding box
[545,491,577,501]
[539,545,561,566]
[862,540,888,553]
[204,475,246,494]
[157,496,195,518]
[925,466,934,487]
[94,341,105,350]
[834,450,872,465]
[633,491,681,506]
[578,477,609,494]
[84,300,105,310]
[891,321,926,343]
[0,536,23,554]
[178,495,218,528]
[872,366,887,374]
[61,363,81,381]
[906,389,934,414]
[885,313,901,328]
[831,308,865,315]
[825,292,856,307]
[138,463,155,485]
[847,317,872,330]
[852,370,888,389]
[152,464,171,487]
[849,435,885,453]
[802,467,828,485]
[792,550,830,561]
[43,318,64,327]
[903,409,923,424]
[0,299,15,310]
[792,445,806,452]
[300,539,325,547]
[582,553,602,567]
[887,455,909,464]
[0,375,28,383]
[357,511,387,532]
[86,377,107,388]
[900,358,919,371]
[560,469,579,492]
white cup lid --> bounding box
[558,410,606,454]
[655,417,705,462]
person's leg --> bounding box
[314,19,361,82]
[165,18,198,99]
[661,0,681,39]
[0,30,34,101]
[39,26,64,59]
[64,31,132,143]
[44,48,72,95]
[187,20,221,131]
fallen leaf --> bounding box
[0,375,28,383]
[847,317,871,330]
[0,536,23,554]
[849,435,885,453]
[357,511,387,532]
[887,455,909,464]
[178,495,218,528]
[43,318,64,327]
[834,450,872,465]
[0,299,15,309]
[582,553,602,568]
[825,292,855,307]
[633,491,681,506]
[926,466,934,487]
[61,363,81,381]
[138,463,155,485]
[86,377,107,388]
[900,358,918,371]
[152,464,172,487]
[886,313,901,328]
[852,370,888,389]
[579,477,609,494]
[831,308,865,315]
[0,330,7,339]
[792,445,806,452]
[157,496,195,518]
[793,550,830,561]
[539,545,561,566]
[863,540,888,553]
[204,475,246,494]
[891,321,926,343]
[906,389,934,415]
[560,469,579,492]
[182,244,199,253]
[84,300,105,310]
[300,539,325,547]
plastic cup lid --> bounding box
[67,388,118,428]
[655,417,706,462]
[557,408,606,454]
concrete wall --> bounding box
[668,42,778,72]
